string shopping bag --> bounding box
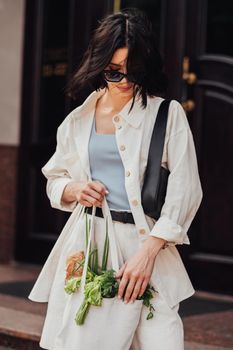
[52,197,144,350]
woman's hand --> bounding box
[62,180,109,208]
[115,236,166,303]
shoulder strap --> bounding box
[143,99,171,197]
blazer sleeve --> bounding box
[149,101,203,246]
[41,115,78,212]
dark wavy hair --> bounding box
[66,8,168,110]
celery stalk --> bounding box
[101,218,109,271]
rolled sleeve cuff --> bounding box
[49,178,78,212]
[149,216,190,247]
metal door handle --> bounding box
[182,100,195,112]
[182,57,197,85]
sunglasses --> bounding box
[103,70,138,83]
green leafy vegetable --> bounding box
[64,276,82,294]
[137,284,157,320]
[75,301,90,325]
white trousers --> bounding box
[89,214,184,350]
[38,212,184,350]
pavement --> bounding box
[0,261,232,350]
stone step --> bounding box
[0,306,44,349]
[184,341,230,350]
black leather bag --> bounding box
[141,99,171,220]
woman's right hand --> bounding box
[62,180,108,208]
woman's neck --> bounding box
[99,87,133,113]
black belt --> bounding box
[86,206,135,224]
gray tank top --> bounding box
[88,115,131,211]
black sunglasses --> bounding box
[103,70,138,83]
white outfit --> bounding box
[28,88,203,349]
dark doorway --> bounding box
[183,0,233,294]
[15,0,112,263]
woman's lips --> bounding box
[117,85,132,92]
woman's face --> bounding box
[104,47,134,97]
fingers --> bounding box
[117,274,129,301]
[83,188,104,206]
[78,181,109,207]
[89,181,108,197]
[122,276,138,303]
[80,193,102,208]
[117,264,141,303]
[138,278,149,298]
[115,263,126,278]
[119,274,148,304]
[129,278,144,303]
[117,264,151,303]
[80,199,93,207]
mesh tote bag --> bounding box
[53,197,144,350]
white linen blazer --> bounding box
[33,88,203,308]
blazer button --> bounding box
[125,170,131,177]
[113,116,120,123]
[120,145,126,151]
[132,199,138,206]
[139,228,146,235]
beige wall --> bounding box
[0,0,25,146]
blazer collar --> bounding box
[72,88,147,128]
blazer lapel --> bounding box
[73,109,95,180]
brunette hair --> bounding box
[66,8,168,110]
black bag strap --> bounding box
[144,99,171,196]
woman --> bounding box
[28,8,203,350]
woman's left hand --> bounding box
[115,236,166,303]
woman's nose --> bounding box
[121,76,128,83]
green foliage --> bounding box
[64,276,82,294]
